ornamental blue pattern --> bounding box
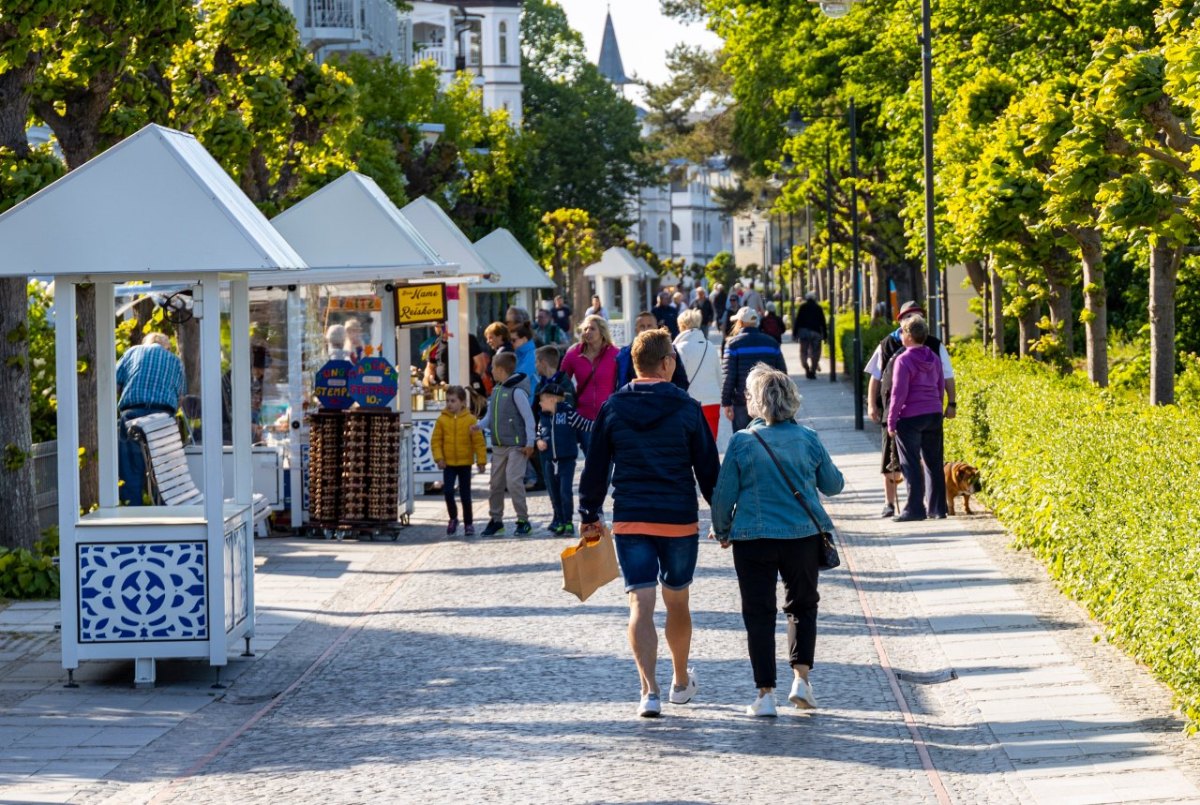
[224,522,250,633]
[78,542,208,642]
[412,419,438,473]
[115,344,186,411]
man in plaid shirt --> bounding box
[116,332,185,505]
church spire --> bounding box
[597,8,630,86]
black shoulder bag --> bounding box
[750,429,841,571]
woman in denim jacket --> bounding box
[711,365,845,717]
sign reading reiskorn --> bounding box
[393,283,447,326]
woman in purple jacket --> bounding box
[886,315,948,521]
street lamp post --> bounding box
[823,143,837,383]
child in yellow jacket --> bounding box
[432,385,488,536]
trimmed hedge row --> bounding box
[944,345,1200,731]
[835,314,895,379]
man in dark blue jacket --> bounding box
[721,306,788,432]
[579,329,720,718]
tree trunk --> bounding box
[1045,252,1074,356]
[0,55,43,548]
[871,258,888,319]
[990,267,1004,356]
[963,259,987,296]
[176,315,202,408]
[76,284,99,511]
[0,279,41,549]
[1076,228,1107,387]
[1018,301,1040,358]
[1149,240,1180,406]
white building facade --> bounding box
[284,0,523,125]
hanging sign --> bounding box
[393,283,447,326]
[349,356,399,408]
[314,360,355,410]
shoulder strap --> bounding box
[685,339,709,388]
[750,429,821,534]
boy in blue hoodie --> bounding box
[535,382,593,535]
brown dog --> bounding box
[944,461,979,515]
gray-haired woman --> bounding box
[710,365,845,717]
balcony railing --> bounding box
[304,0,355,29]
[411,44,451,69]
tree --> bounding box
[521,0,659,230]
[538,208,602,314]
[0,0,70,548]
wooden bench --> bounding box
[128,412,271,535]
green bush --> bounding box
[945,344,1200,731]
[0,529,60,601]
[835,314,895,381]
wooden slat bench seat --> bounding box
[128,412,270,533]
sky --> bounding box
[553,0,722,89]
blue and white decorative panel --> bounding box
[224,520,250,633]
[412,419,438,473]
[78,542,208,643]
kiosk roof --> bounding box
[399,196,491,277]
[270,172,454,279]
[474,228,554,291]
[0,124,305,277]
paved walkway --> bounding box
[2,342,1200,803]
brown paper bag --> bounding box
[560,525,620,602]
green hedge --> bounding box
[0,530,59,601]
[945,344,1200,731]
[835,314,895,381]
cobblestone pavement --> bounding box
[3,341,1200,804]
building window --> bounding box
[499,21,509,65]
[693,222,701,240]
[672,223,680,242]
[705,222,711,242]
[658,220,667,251]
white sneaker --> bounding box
[789,677,817,709]
[638,692,662,718]
[747,691,778,717]
[668,667,698,705]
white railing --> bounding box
[412,44,451,69]
[304,0,356,30]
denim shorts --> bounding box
[614,533,699,592]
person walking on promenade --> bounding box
[741,279,765,315]
[711,365,845,717]
[865,301,956,518]
[431,385,487,536]
[652,291,680,339]
[674,309,722,441]
[690,287,714,337]
[721,307,787,433]
[886,315,948,521]
[551,294,573,337]
[533,307,569,348]
[116,332,186,506]
[483,321,514,394]
[579,329,720,718]
[615,311,689,390]
[473,352,536,537]
[791,292,827,380]
[535,382,593,536]
[760,302,785,343]
[583,295,607,320]
[560,314,619,454]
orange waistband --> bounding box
[612,521,699,537]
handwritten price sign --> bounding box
[349,356,399,408]
[314,360,355,410]
[393,283,447,326]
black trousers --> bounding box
[732,537,822,689]
[442,465,474,524]
[894,412,946,518]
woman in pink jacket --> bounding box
[560,314,619,454]
[886,315,948,521]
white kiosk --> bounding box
[474,228,556,318]
[398,197,498,488]
[255,172,460,530]
[583,247,657,346]
[0,124,307,686]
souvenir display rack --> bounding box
[307,409,402,538]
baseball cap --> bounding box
[896,301,925,322]
[735,307,760,326]
[540,382,569,398]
